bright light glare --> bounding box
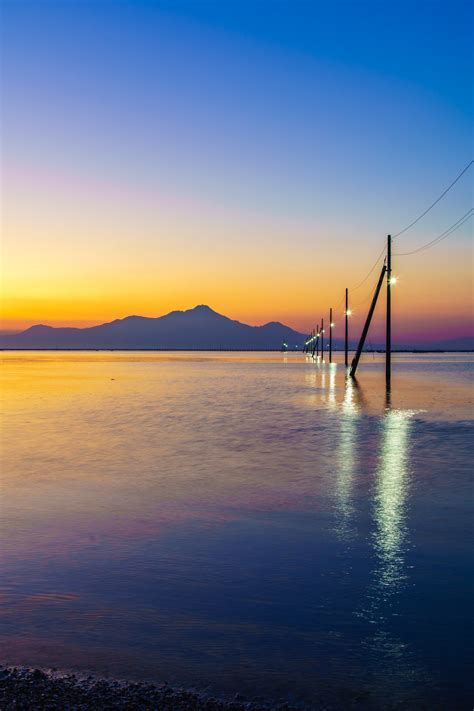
[346,310,352,316]
[330,322,335,328]
[390,276,398,285]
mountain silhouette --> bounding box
[0,305,308,350]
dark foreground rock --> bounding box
[0,666,301,710]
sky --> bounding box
[1,0,473,343]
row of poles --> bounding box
[302,235,393,389]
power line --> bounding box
[332,240,385,320]
[352,284,378,309]
[352,261,386,309]
[340,160,473,298]
[392,160,473,239]
[394,208,473,256]
[320,163,472,328]
[350,245,386,292]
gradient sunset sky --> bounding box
[1,0,473,343]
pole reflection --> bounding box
[361,406,421,696]
[328,362,336,407]
[334,375,359,539]
[373,408,413,595]
[320,367,326,393]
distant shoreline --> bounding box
[3,307,472,353]
[1,348,473,353]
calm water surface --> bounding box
[1,352,473,709]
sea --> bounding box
[0,351,472,709]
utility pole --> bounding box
[321,318,324,361]
[350,264,387,378]
[386,234,392,389]
[316,324,319,358]
[345,288,349,367]
[329,308,333,363]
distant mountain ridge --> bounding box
[2,306,472,350]
[0,305,307,350]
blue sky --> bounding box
[1,0,473,338]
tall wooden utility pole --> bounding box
[386,234,392,389]
[321,318,324,361]
[329,308,333,363]
[345,288,349,366]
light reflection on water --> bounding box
[359,408,421,695]
[0,351,473,708]
[374,409,413,594]
[334,373,357,539]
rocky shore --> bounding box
[0,666,302,711]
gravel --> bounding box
[0,666,302,710]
